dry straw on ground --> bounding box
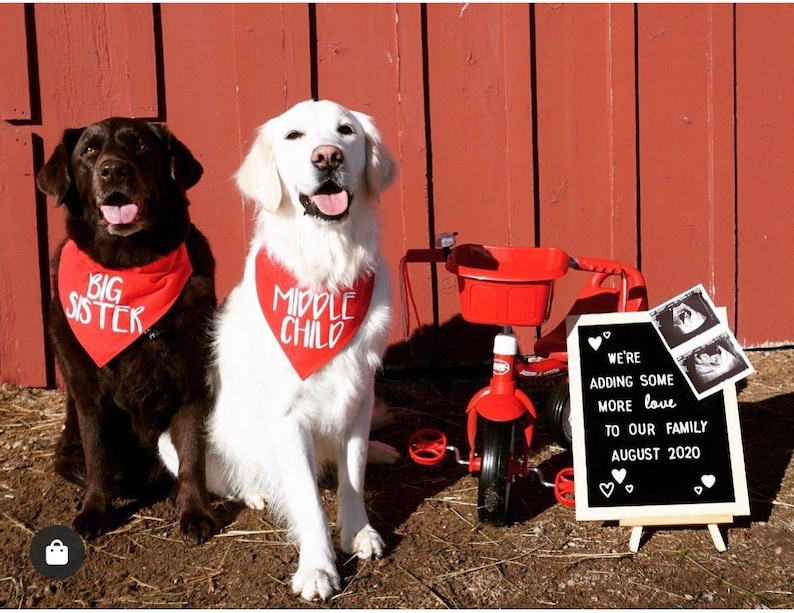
[1,349,793,608]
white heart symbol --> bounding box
[701,475,716,488]
[694,486,704,495]
[599,482,615,498]
[588,336,603,351]
[603,331,612,339]
[611,468,627,484]
[625,484,634,494]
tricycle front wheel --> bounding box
[477,420,515,525]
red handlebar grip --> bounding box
[403,248,447,264]
[571,256,624,276]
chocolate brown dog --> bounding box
[37,117,217,543]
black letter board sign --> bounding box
[567,311,749,523]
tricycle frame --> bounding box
[404,234,648,524]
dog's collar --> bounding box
[57,240,192,367]
[254,249,374,379]
[143,327,162,341]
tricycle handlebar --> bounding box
[405,249,628,278]
[402,248,447,264]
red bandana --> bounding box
[255,249,374,380]
[58,240,193,367]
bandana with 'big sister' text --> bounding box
[255,249,374,380]
[58,240,193,367]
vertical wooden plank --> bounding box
[0,3,44,384]
[314,3,431,356]
[35,4,157,126]
[232,3,312,250]
[424,3,535,359]
[637,5,736,318]
[390,3,435,357]
[316,3,400,111]
[160,3,245,302]
[0,3,31,120]
[736,5,794,346]
[501,4,541,350]
[534,3,638,334]
[36,3,115,127]
[161,3,312,301]
[501,5,537,247]
[36,3,111,264]
[535,4,637,259]
[232,3,311,145]
[0,125,48,386]
[426,3,535,248]
[105,4,159,118]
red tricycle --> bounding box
[401,233,648,524]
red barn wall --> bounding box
[1,3,792,386]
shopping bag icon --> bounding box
[45,539,69,566]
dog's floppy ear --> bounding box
[36,127,85,206]
[153,123,204,191]
[235,126,282,212]
[353,111,397,202]
[168,133,203,191]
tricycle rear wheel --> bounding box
[546,382,573,450]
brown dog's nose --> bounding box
[99,158,129,183]
[311,145,343,171]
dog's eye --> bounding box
[338,124,355,136]
[285,130,303,141]
[136,140,149,154]
[83,145,97,157]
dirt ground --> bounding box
[1,349,793,609]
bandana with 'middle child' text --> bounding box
[255,249,374,380]
[58,240,193,367]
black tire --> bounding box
[477,420,515,525]
[546,382,573,450]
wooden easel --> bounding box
[620,514,733,552]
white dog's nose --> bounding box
[311,145,343,170]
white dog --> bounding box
[159,100,397,601]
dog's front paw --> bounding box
[179,508,217,545]
[342,524,384,560]
[73,507,111,540]
[242,493,266,510]
[291,564,341,601]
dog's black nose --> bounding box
[311,145,343,171]
[99,159,129,183]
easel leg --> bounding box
[708,524,727,552]
[629,526,643,552]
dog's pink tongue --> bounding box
[311,192,349,216]
[101,204,139,225]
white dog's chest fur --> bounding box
[205,238,392,496]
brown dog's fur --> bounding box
[37,117,217,543]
